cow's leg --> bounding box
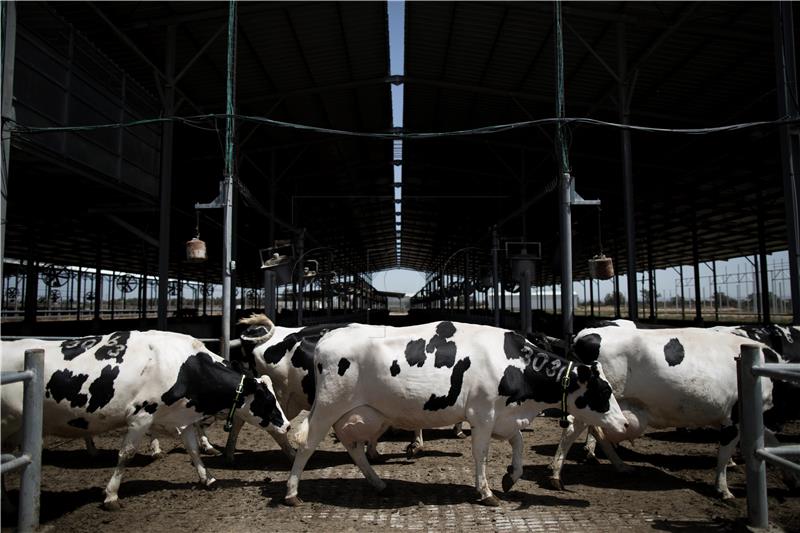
[103,422,150,510]
[765,428,800,489]
[589,426,634,473]
[268,426,297,462]
[548,418,587,490]
[501,430,523,493]
[223,417,245,463]
[180,424,217,488]
[470,423,499,506]
[583,431,599,464]
[285,410,340,506]
[405,429,424,459]
[85,436,99,457]
[149,436,165,459]
[345,442,387,493]
[714,424,739,499]
[196,422,221,456]
[454,422,467,439]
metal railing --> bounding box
[737,344,800,529]
[1,349,45,532]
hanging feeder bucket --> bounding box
[588,254,614,280]
[261,253,293,285]
[186,238,208,263]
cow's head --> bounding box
[238,374,290,434]
[566,361,628,441]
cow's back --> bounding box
[314,322,510,430]
[574,327,772,428]
[1,331,210,439]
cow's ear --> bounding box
[577,364,592,383]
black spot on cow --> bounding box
[719,425,738,446]
[87,365,120,413]
[423,357,471,411]
[46,369,89,408]
[338,358,351,376]
[574,334,602,364]
[425,322,458,368]
[664,338,685,367]
[67,417,89,430]
[95,331,131,363]
[238,325,271,375]
[405,339,427,367]
[249,382,286,429]
[60,336,102,360]
[133,400,158,415]
[285,325,347,406]
[162,352,250,416]
[317,363,323,374]
[390,360,400,376]
[498,363,574,406]
[503,332,528,360]
[763,347,780,364]
[574,363,613,414]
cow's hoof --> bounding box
[152,451,167,460]
[202,447,222,456]
[548,477,565,491]
[203,478,217,490]
[480,495,501,507]
[405,443,421,460]
[502,473,515,493]
[369,452,387,464]
[455,431,467,440]
[719,490,735,501]
[103,500,122,512]
[284,496,303,507]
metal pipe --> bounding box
[20,348,44,531]
[492,226,501,328]
[1,0,17,284]
[157,25,176,330]
[737,344,768,529]
[520,269,531,335]
[0,454,30,475]
[618,21,637,321]
[773,0,800,325]
[0,370,33,385]
[756,449,800,473]
[760,445,800,457]
[220,0,238,359]
[751,364,800,381]
[555,1,573,344]
[692,220,702,324]
[758,207,771,324]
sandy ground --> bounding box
[3,418,799,532]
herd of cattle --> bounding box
[1,316,798,511]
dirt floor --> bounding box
[3,417,799,532]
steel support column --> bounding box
[220,0,238,358]
[618,22,638,321]
[773,0,800,324]
[758,209,771,324]
[692,220,703,324]
[1,0,16,283]
[157,25,176,330]
[492,227,500,326]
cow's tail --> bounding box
[289,411,310,448]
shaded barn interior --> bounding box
[1,1,798,337]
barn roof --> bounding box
[3,1,792,290]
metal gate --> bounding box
[1,348,44,532]
[737,344,800,529]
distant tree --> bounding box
[603,292,625,305]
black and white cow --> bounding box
[1,331,289,510]
[550,326,776,499]
[231,314,442,462]
[283,321,629,506]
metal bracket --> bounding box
[195,182,225,210]
[571,189,601,207]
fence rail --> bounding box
[737,344,800,529]
[0,349,45,532]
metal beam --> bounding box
[173,22,226,85]
[157,25,176,330]
[105,215,159,248]
[774,0,800,324]
[1,0,16,285]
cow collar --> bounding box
[559,361,574,428]
[224,374,247,432]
